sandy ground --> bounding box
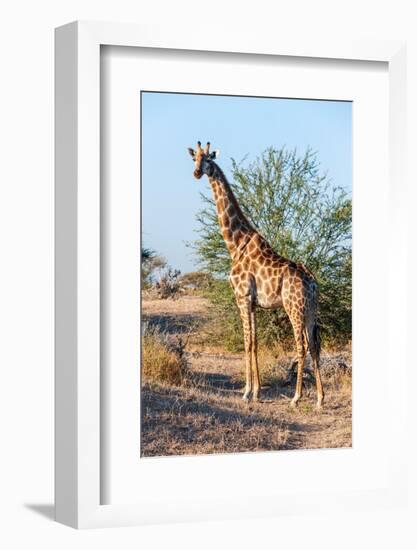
[141,295,352,457]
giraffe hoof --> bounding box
[290,398,299,408]
[242,392,251,401]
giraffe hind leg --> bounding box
[309,323,324,408]
[250,309,261,401]
[290,326,307,408]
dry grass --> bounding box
[142,326,188,386]
[141,384,290,456]
[141,295,352,457]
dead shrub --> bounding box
[155,268,182,300]
[141,325,188,385]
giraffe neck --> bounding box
[208,164,254,259]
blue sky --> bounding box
[141,92,352,273]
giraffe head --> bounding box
[187,141,220,179]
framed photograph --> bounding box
[55,21,408,528]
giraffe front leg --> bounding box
[250,309,261,401]
[237,297,253,401]
[242,352,252,401]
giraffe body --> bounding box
[188,142,324,407]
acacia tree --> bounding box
[192,147,352,349]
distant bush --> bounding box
[155,267,182,299]
[178,271,212,294]
[142,325,188,385]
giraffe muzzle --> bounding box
[193,169,203,179]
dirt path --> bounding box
[141,295,352,457]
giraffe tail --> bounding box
[312,322,321,361]
[304,321,321,362]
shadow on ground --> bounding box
[140,371,325,456]
[24,504,55,521]
[142,312,203,335]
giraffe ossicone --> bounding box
[188,141,324,408]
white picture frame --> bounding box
[55,21,408,529]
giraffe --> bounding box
[187,141,324,408]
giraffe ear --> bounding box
[210,149,220,159]
[187,147,196,158]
